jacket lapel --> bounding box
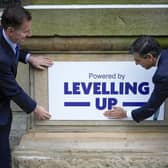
[0,27,18,76]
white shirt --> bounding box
[2,29,30,63]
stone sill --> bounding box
[14,132,168,152]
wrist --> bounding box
[34,104,39,113]
[123,109,127,118]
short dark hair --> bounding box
[129,36,161,58]
[1,5,32,30]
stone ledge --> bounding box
[13,132,168,168]
[21,36,168,52]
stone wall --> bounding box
[10,2,168,149]
[8,4,168,168]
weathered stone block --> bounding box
[13,132,168,168]
[28,8,168,36]
[10,112,28,149]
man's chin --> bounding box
[145,66,151,70]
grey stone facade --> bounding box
[1,3,167,167]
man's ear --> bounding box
[146,53,156,65]
[6,27,14,34]
[145,53,154,59]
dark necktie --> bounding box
[15,45,20,62]
[153,108,160,121]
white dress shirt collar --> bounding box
[2,29,17,54]
[155,53,161,67]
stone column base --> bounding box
[13,132,168,168]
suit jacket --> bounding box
[0,27,36,125]
[132,49,168,122]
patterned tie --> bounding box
[15,44,20,62]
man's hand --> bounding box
[34,105,51,120]
[104,106,127,119]
[28,55,53,70]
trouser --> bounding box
[0,121,12,168]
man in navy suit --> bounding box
[0,5,52,167]
[104,36,168,123]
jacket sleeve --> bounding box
[0,63,37,113]
[131,82,168,122]
[18,48,30,64]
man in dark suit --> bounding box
[0,5,52,167]
[104,36,168,123]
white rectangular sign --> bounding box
[48,61,164,120]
